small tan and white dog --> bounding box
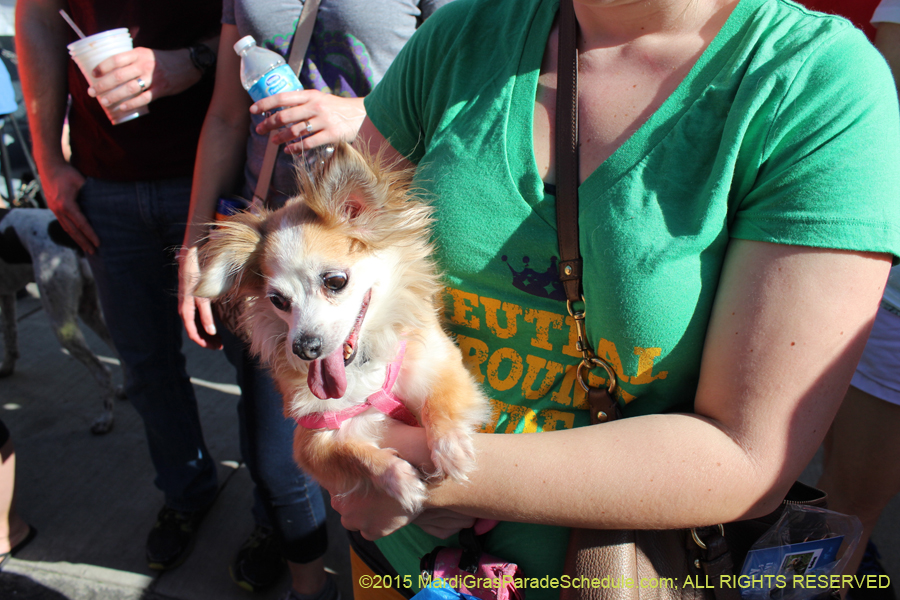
[195,142,488,512]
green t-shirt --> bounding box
[364,0,900,596]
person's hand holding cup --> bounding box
[68,29,148,125]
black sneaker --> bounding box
[848,541,896,600]
[146,506,207,571]
[281,575,341,600]
[229,525,287,592]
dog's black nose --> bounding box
[292,335,323,360]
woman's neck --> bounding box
[531,0,740,181]
[573,0,735,48]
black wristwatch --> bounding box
[188,43,217,77]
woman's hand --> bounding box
[330,486,421,541]
[330,489,476,540]
[177,245,222,350]
[413,509,478,539]
[88,46,204,113]
[328,421,428,539]
[250,90,366,153]
[327,420,477,540]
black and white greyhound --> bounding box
[0,207,122,434]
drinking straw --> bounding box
[59,9,86,39]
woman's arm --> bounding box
[426,242,888,527]
[178,24,252,349]
[343,119,891,538]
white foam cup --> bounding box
[68,29,149,125]
[71,37,131,57]
[67,28,130,54]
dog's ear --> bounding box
[342,192,367,222]
[298,141,424,251]
[195,213,265,299]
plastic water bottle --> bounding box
[233,35,303,102]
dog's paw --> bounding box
[428,428,476,483]
[377,456,427,514]
[90,413,114,435]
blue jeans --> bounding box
[220,325,329,563]
[79,177,218,512]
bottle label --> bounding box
[248,64,303,102]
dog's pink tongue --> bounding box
[307,348,347,399]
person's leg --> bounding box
[0,421,30,557]
[78,178,218,566]
[817,304,900,596]
[817,386,900,575]
[79,177,218,510]
[221,325,330,594]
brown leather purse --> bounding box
[551,1,829,598]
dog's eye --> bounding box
[323,272,348,291]
[268,292,290,311]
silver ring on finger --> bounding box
[304,120,313,135]
[137,77,147,93]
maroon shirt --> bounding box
[64,0,221,181]
[796,0,881,41]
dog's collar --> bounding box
[296,342,419,430]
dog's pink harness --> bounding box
[296,342,420,430]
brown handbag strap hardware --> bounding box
[555,0,619,425]
[556,2,740,591]
[555,7,807,596]
[252,0,321,209]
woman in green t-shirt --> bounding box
[254,0,900,595]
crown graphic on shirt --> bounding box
[501,255,566,301]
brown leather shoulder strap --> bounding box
[555,0,581,303]
[553,0,621,425]
[252,0,321,209]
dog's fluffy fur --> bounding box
[0,208,121,434]
[195,143,488,511]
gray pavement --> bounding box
[0,286,898,600]
[0,289,351,600]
